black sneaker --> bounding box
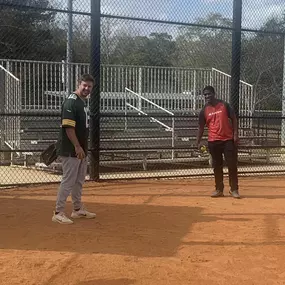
[229,190,241,199]
[211,190,224,197]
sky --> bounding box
[51,0,285,41]
[59,0,285,30]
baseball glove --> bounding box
[41,142,58,166]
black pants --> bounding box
[208,140,238,192]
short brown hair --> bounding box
[80,74,95,84]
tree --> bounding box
[105,29,176,66]
[108,33,148,65]
[175,12,285,112]
[101,18,115,64]
[175,13,232,71]
[0,0,66,61]
[145,33,176,67]
[72,18,91,63]
[241,14,285,112]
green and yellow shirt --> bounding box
[57,93,89,157]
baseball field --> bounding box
[1,176,285,285]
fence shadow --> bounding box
[0,197,210,257]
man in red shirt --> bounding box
[196,86,240,198]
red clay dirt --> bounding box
[1,176,285,285]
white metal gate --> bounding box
[0,64,21,150]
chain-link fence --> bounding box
[0,0,285,186]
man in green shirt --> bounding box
[52,74,96,224]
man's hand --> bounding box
[75,145,85,160]
[66,128,85,159]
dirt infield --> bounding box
[1,176,285,285]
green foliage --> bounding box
[0,2,284,111]
[0,0,66,60]
[241,14,285,111]
[175,13,232,71]
[106,32,176,66]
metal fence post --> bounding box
[124,90,128,131]
[89,0,101,181]
[281,35,285,146]
[171,117,175,159]
[0,69,4,161]
[230,0,242,118]
[66,0,73,96]
[193,70,196,111]
[138,67,142,112]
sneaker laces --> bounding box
[57,212,68,218]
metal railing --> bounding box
[125,87,175,159]
[212,68,254,134]
[0,59,213,112]
[0,59,254,116]
[102,66,253,114]
[212,68,254,112]
[0,59,89,110]
[0,65,21,154]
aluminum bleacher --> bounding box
[1,60,281,173]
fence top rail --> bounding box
[0,59,90,66]
[0,59,212,71]
[125,87,174,116]
[0,65,20,81]
[212,68,253,87]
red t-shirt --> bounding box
[199,100,234,142]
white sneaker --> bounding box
[52,211,73,224]
[71,206,96,219]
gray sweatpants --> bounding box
[55,156,87,213]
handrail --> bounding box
[125,88,175,159]
[212,68,253,87]
[126,103,172,131]
[125,87,174,115]
[0,65,20,81]
[4,141,20,159]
